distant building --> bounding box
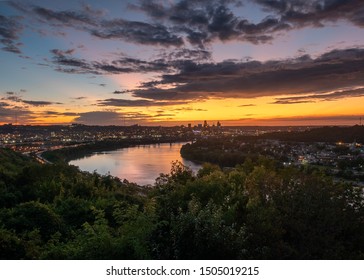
[203,120,208,128]
[217,121,221,127]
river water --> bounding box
[69,142,201,185]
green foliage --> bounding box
[169,198,246,259]
[0,147,363,259]
[2,201,62,240]
[0,227,26,259]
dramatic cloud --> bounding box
[272,87,364,104]
[3,1,364,126]
[49,49,172,75]
[91,19,184,47]
[160,48,212,61]
[2,91,62,107]
[129,48,364,102]
[51,48,75,56]
[0,14,23,53]
[50,49,96,74]
[49,46,213,76]
[29,3,183,47]
[131,0,364,47]
[9,0,364,52]
[256,0,364,28]
[22,100,63,106]
[2,95,22,102]
[131,0,282,46]
[113,90,132,94]
[97,98,186,107]
[13,43,364,106]
[0,100,33,122]
[32,6,97,27]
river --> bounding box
[69,142,201,185]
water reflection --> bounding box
[69,142,201,185]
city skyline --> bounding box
[1,0,364,126]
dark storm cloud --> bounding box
[129,48,364,101]
[0,14,23,53]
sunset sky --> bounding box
[1,0,364,126]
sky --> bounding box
[0,0,364,126]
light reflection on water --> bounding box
[69,142,201,185]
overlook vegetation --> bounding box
[0,147,363,259]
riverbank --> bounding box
[41,138,191,164]
[69,142,201,185]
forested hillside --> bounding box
[0,148,363,259]
[262,125,364,143]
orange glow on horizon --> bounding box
[2,93,363,127]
